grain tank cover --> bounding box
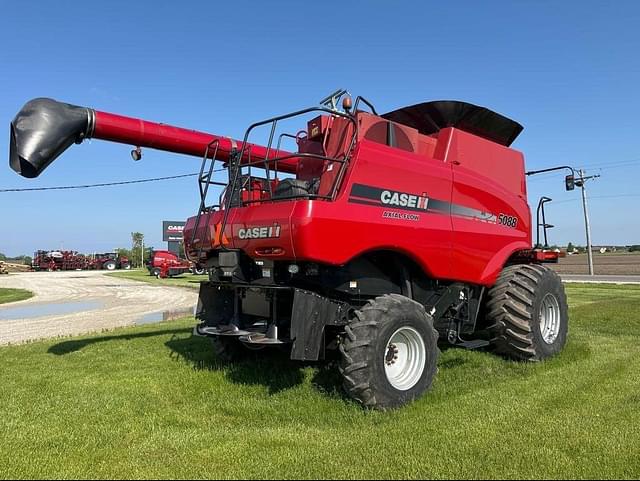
[382,100,523,147]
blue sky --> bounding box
[1,1,639,256]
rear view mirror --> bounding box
[565,175,575,191]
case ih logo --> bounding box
[162,221,186,241]
[380,190,429,210]
[349,184,430,214]
[238,224,281,240]
[348,183,501,224]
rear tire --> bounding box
[485,264,568,361]
[103,260,117,271]
[339,294,439,410]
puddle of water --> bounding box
[0,300,104,320]
[137,308,194,325]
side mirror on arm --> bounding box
[565,174,575,191]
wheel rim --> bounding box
[539,293,561,344]
[384,326,426,391]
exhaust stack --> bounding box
[10,98,296,178]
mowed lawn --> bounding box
[107,269,207,289]
[0,287,33,304]
[0,284,639,479]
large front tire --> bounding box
[485,264,568,361]
[339,294,439,410]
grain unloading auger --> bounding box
[10,97,297,178]
[9,90,569,409]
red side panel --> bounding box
[291,140,454,279]
[184,126,533,287]
[441,128,531,284]
[184,205,296,259]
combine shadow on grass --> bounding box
[47,325,591,404]
[48,329,189,355]
[48,328,345,398]
[165,332,346,397]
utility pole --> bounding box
[526,164,600,276]
[576,169,600,276]
[141,236,144,270]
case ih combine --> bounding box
[9,91,568,409]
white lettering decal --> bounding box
[237,225,282,240]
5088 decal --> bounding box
[498,214,518,228]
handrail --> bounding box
[217,106,358,249]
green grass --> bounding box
[107,268,207,289]
[0,284,639,479]
[0,287,33,304]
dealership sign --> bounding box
[162,221,185,242]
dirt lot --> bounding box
[0,271,197,345]
[550,253,640,275]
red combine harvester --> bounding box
[32,250,89,271]
[10,91,568,409]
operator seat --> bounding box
[273,116,354,199]
[273,136,324,199]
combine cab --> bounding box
[10,90,569,409]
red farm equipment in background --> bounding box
[146,249,192,278]
[10,90,570,409]
[31,250,90,271]
[89,252,131,271]
[31,250,130,271]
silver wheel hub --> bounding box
[384,327,426,391]
[539,293,561,344]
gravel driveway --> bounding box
[0,271,197,345]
